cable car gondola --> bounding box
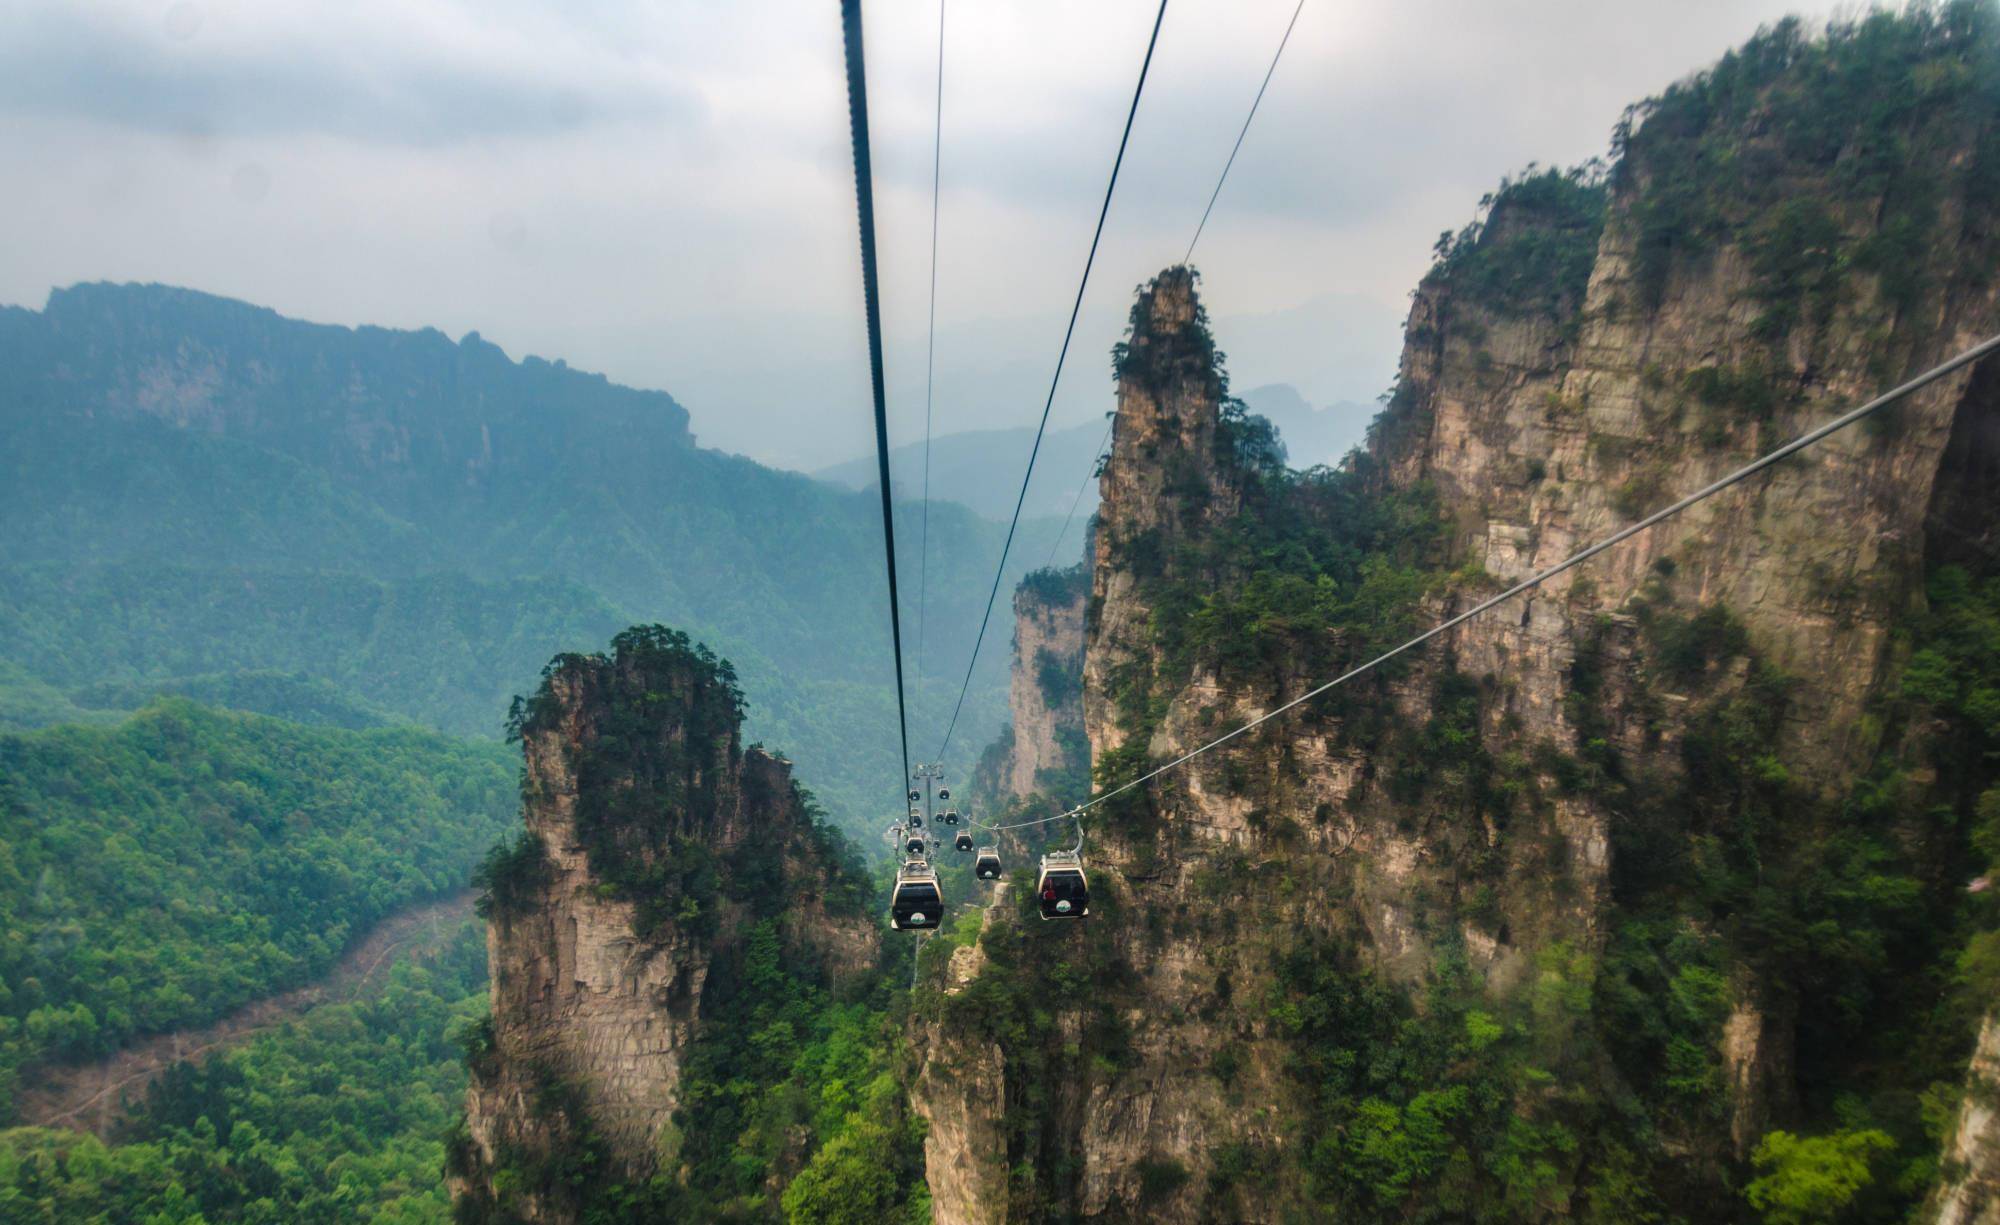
[974,848,1002,880]
[891,860,943,930]
[943,808,959,825]
[908,811,923,828]
[908,789,921,803]
[954,832,974,853]
[937,787,950,801]
[1036,849,1089,919]
[904,834,926,856]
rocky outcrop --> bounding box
[1931,1016,2000,1225]
[1368,29,2000,1157]
[1072,268,1455,1220]
[1000,567,1088,801]
[912,897,1013,1225]
[450,626,873,1223]
[914,12,2000,1219]
[1085,270,1242,763]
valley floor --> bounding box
[14,891,475,1137]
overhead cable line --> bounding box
[840,0,912,790]
[973,332,2000,833]
[1045,417,1113,567]
[1183,0,1306,265]
[916,0,946,713]
[934,0,1170,760]
[1044,0,1307,572]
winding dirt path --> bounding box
[15,891,478,1138]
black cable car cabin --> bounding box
[908,789,921,802]
[904,834,926,856]
[974,849,1002,880]
[943,808,960,825]
[954,832,974,852]
[937,787,950,801]
[909,811,923,828]
[891,861,943,930]
[1036,850,1088,919]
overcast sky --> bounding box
[1,0,1827,473]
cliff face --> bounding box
[911,907,1013,1225]
[451,627,873,1223]
[1000,567,1089,802]
[915,10,2000,1222]
[1931,1017,2000,1225]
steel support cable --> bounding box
[1183,0,1306,266]
[1043,0,1306,571]
[1044,417,1114,567]
[934,0,1170,760]
[969,332,2000,834]
[916,0,946,712]
[841,0,912,790]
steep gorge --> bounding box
[915,9,2000,1223]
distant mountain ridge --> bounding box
[811,420,1105,521]
[809,383,1373,525]
[0,282,1047,833]
[1,283,693,513]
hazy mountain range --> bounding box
[810,382,1374,524]
[0,281,1051,835]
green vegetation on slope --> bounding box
[1614,0,2000,344]
[1098,269,1456,777]
[0,917,490,1224]
[495,626,872,943]
[1058,23,2000,1203]
[0,563,624,739]
[1095,438,1454,816]
[1562,554,2000,1222]
[1078,446,1986,1219]
[0,283,1042,841]
[1429,163,1609,318]
[449,922,927,1225]
[921,874,1138,1218]
[692,925,927,1224]
[0,701,514,1117]
[455,625,920,1223]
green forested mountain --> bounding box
[0,701,515,1114]
[0,918,491,1224]
[0,283,1051,833]
[0,564,625,739]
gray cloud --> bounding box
[0,0,1831,472]
[0,1,697,145]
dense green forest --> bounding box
[0,564,623,739]
[0,918,490,1224]
[0,284,1055,837]
[0,701,514,1117]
